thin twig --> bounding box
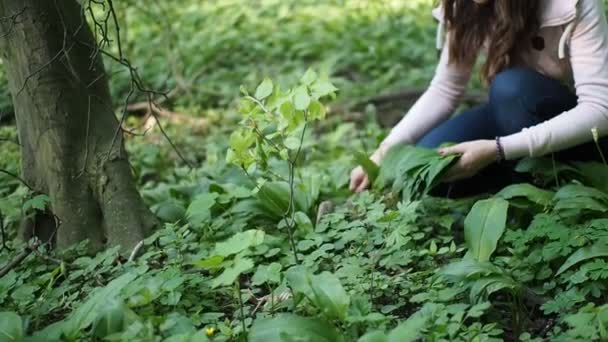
[0,169,33,190]
[128,240,144,262]
[0,240,41,278]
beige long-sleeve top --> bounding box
[381,0,608,160]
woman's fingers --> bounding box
[349,167,364,191]
[355,176,370,193]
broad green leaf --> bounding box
[154,200,186,223]
[286,267,350,321]
[211,257,254,288]
[92,298,126,338]
[214,230,265,257]
[62,272,137,338]
[293,86,311,111]
[255,78,273,100]
[354,152,379,184]
[257,181,294,218]
[464,198,509,262]
[249,314,343,342]
[358,331,389,342]
[284,136,301,150]
[186,193,219,225]
[301,69,317,86]
[310,272,351,321]
[191,255,224,269]
[0,312,22,342]
[557,243,608,275]
[387,304,438,342]
[497,183,554,206]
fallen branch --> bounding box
[0,240,40,278]
[364,89,487,107]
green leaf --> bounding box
[497,183,554,206]
[301,69,318,86]
[191,255,224,269]
[92,298,126,338]
[557,243,608,275]
[251,263,282,286]
[293,86,311,111]
[23,194,50,213]
[285,267,350,321]
[63,272,137,338]
[249,314,343,342]
[354,152,379,184]
[308,100,326,121]
[255,78,273,100]
[464,198,509,262]
[387,304,438,342]
[214,230,265,257]
[310,272,351,321]
[257,181,293,218]
[186,193,219,226]
[0,312,23,342]
[211,257,254,288]
[311,79,338,100]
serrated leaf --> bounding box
[23,194,50,213]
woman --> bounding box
[350,0,608,195]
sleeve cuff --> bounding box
[500,131,531,160]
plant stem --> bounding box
[236,279,247,334]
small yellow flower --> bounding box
[205,327,216,337]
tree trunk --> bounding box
[0,0,158,252]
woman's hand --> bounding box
[439,140,497,183]
[349,146,387,193]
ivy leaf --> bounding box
[464,198,509,262]
[211,257,254,288]
[557,243,608,275]
[0,312,23,342]
[255,78,273,100]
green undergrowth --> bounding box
[2,72,608,341]
[2,0,608,341]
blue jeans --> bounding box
[416,67,606,196]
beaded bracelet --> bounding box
[495,136,506,163]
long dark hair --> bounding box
[442,0,540,84]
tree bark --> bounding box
[0,0,158,252]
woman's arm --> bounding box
[376,36,476,157]
[500,0,608,160]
